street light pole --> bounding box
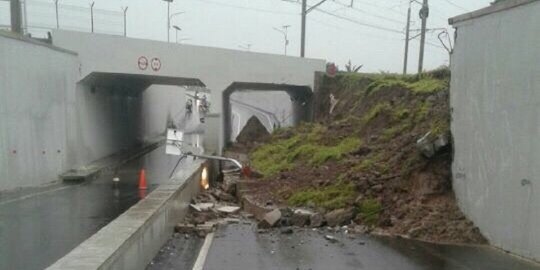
[173,25,181,43]
[162,0,174,42]
[90,1,95,33]
[273,25,291,56]
[122,6,128,37]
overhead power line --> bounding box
[313,7,403,34]
[331,0,404,25]
[194,0,297,16]
[442,0,468,11]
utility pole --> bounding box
[300,0,307,57]
[418,0,429,74]
[402,1,411,75]
[90,2,95,33]
[300,0,330,58]
[54,0,59,29]
[122,6,128,36]
[10,0,23,34]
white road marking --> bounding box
[0,184,79,206]
[192,232,215,270]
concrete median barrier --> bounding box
[47,160,205,270]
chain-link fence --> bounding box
[0,0,123,38]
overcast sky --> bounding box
[5,0,493,73]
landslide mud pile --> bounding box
[235,116,270,146]
[231,69,486,244]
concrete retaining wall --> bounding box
[47,160,204,270]
[450,0,540,261]
[0,31,202,191]
[0,32,77,190]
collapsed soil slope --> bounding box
[233,70,486,244]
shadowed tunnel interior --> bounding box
[74,72,205,163]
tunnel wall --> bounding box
[0,32,145,191]
[140,85,185,141]
[0,33,77,190]
[450,0,540,261]
[66,83,143,169]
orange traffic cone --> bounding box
[138,169,147,190]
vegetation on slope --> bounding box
[243,68,485,244]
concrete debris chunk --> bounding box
[433,134,449,152]
[280,227,294,234]
[190,203,214,212]
[196,222,215,237]
[190,204,202,212]
[174,223,195,234]
[324,235,338,243]
[216,205,241,214]
[310,213,324,227]
[324,208,354,227]
[291,208,313,227]
[416,132,435,158]
[259,208,282,228]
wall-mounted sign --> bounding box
[326,62,337,77]
[138,56,148,70]
[151,57,162,71]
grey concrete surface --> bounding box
[0,32,78,191]
[204,224,540,270]
[450,0,540,262]
[0,32,149,191]
[51,30,325,153]
[146,234,204,270]
[0,145,182,270]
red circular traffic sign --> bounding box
[138,56,148,70]
[326,62,337,77]
[151,58,162,71]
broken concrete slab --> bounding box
[174,223,196,234]
[291,209,313,227]
[416,131,435,158]
[259,209,282,228]
[216,206,241,214]
[310,213,324,227]
[190,203,214,212]
[324,235,338,243]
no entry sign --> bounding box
[138,56,148,70]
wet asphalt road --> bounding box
[0,146,186,270]
[147,234,204,270]
[203,224,540,270]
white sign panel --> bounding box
[166,129,184,156]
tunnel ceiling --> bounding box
[81,72,205,91]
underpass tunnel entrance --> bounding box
[222,82,313,145]
[75,72,207,165]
